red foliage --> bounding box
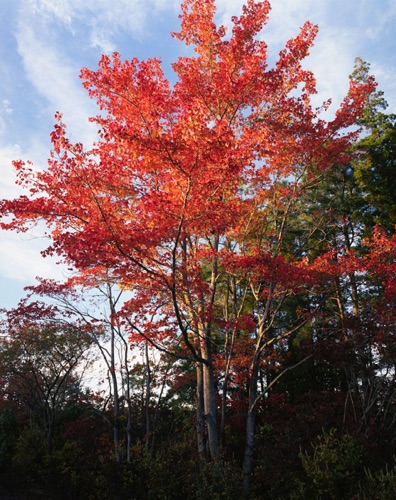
[0,1,376,467]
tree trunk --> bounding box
[196,362,207,461]
[110,326,120,462]
[202,353,219,461]
[220,367,229,450]
[242,355,259,494]
[151,360,170,452]
[123,340,132,462]
[144,342,151,450]
[221,324,237,450]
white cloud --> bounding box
[0,147,69,289]
[0,232,65,282]
[0,101,14,138]
[26,0,73,25]
[305,28,357,114]
[360,0,396,40]
[89,28,117,54]
[0,143,24,199]
[370,61,396,113]
[28,0,181,53]
[2,100,13,115]
[16,8,98,146]
[0,142,69,292]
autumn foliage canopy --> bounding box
[2,0,390,493]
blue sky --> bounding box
[1,0,395,310]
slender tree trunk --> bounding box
[220,365,229,450]
[111,377,120,462]
[202,238,220,462]
[196,362,207,461]
[123,340,132,462]
[151,360,170,452]
[242,355,259,494]
[221,326,237,449]
[242,283,277,493]
[44,402,54,455]
[144,342,151,449]
[108,283,121,462]
[110,325,120,462]
[202,349,219,461]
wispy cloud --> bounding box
[0,101,13,139]
[16,9,97,145]
[0,233,65,282]
[0,144,24,198]
[30,0,181,53]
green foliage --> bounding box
[0,409,18,470]
[358,462,396,499]
[353,120,396,233]
[296,429,364,499]
[351,57,396,234]
[10,424,48,493]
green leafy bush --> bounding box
[295,429,364,499]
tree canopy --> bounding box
[1,1,395,498]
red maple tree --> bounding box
[0,0,375,487]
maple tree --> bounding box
[0,0,375,490]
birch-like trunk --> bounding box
[242,355,259,493]
[196,362,207,461]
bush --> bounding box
[358,462,396,499]
[295,429,364,499]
